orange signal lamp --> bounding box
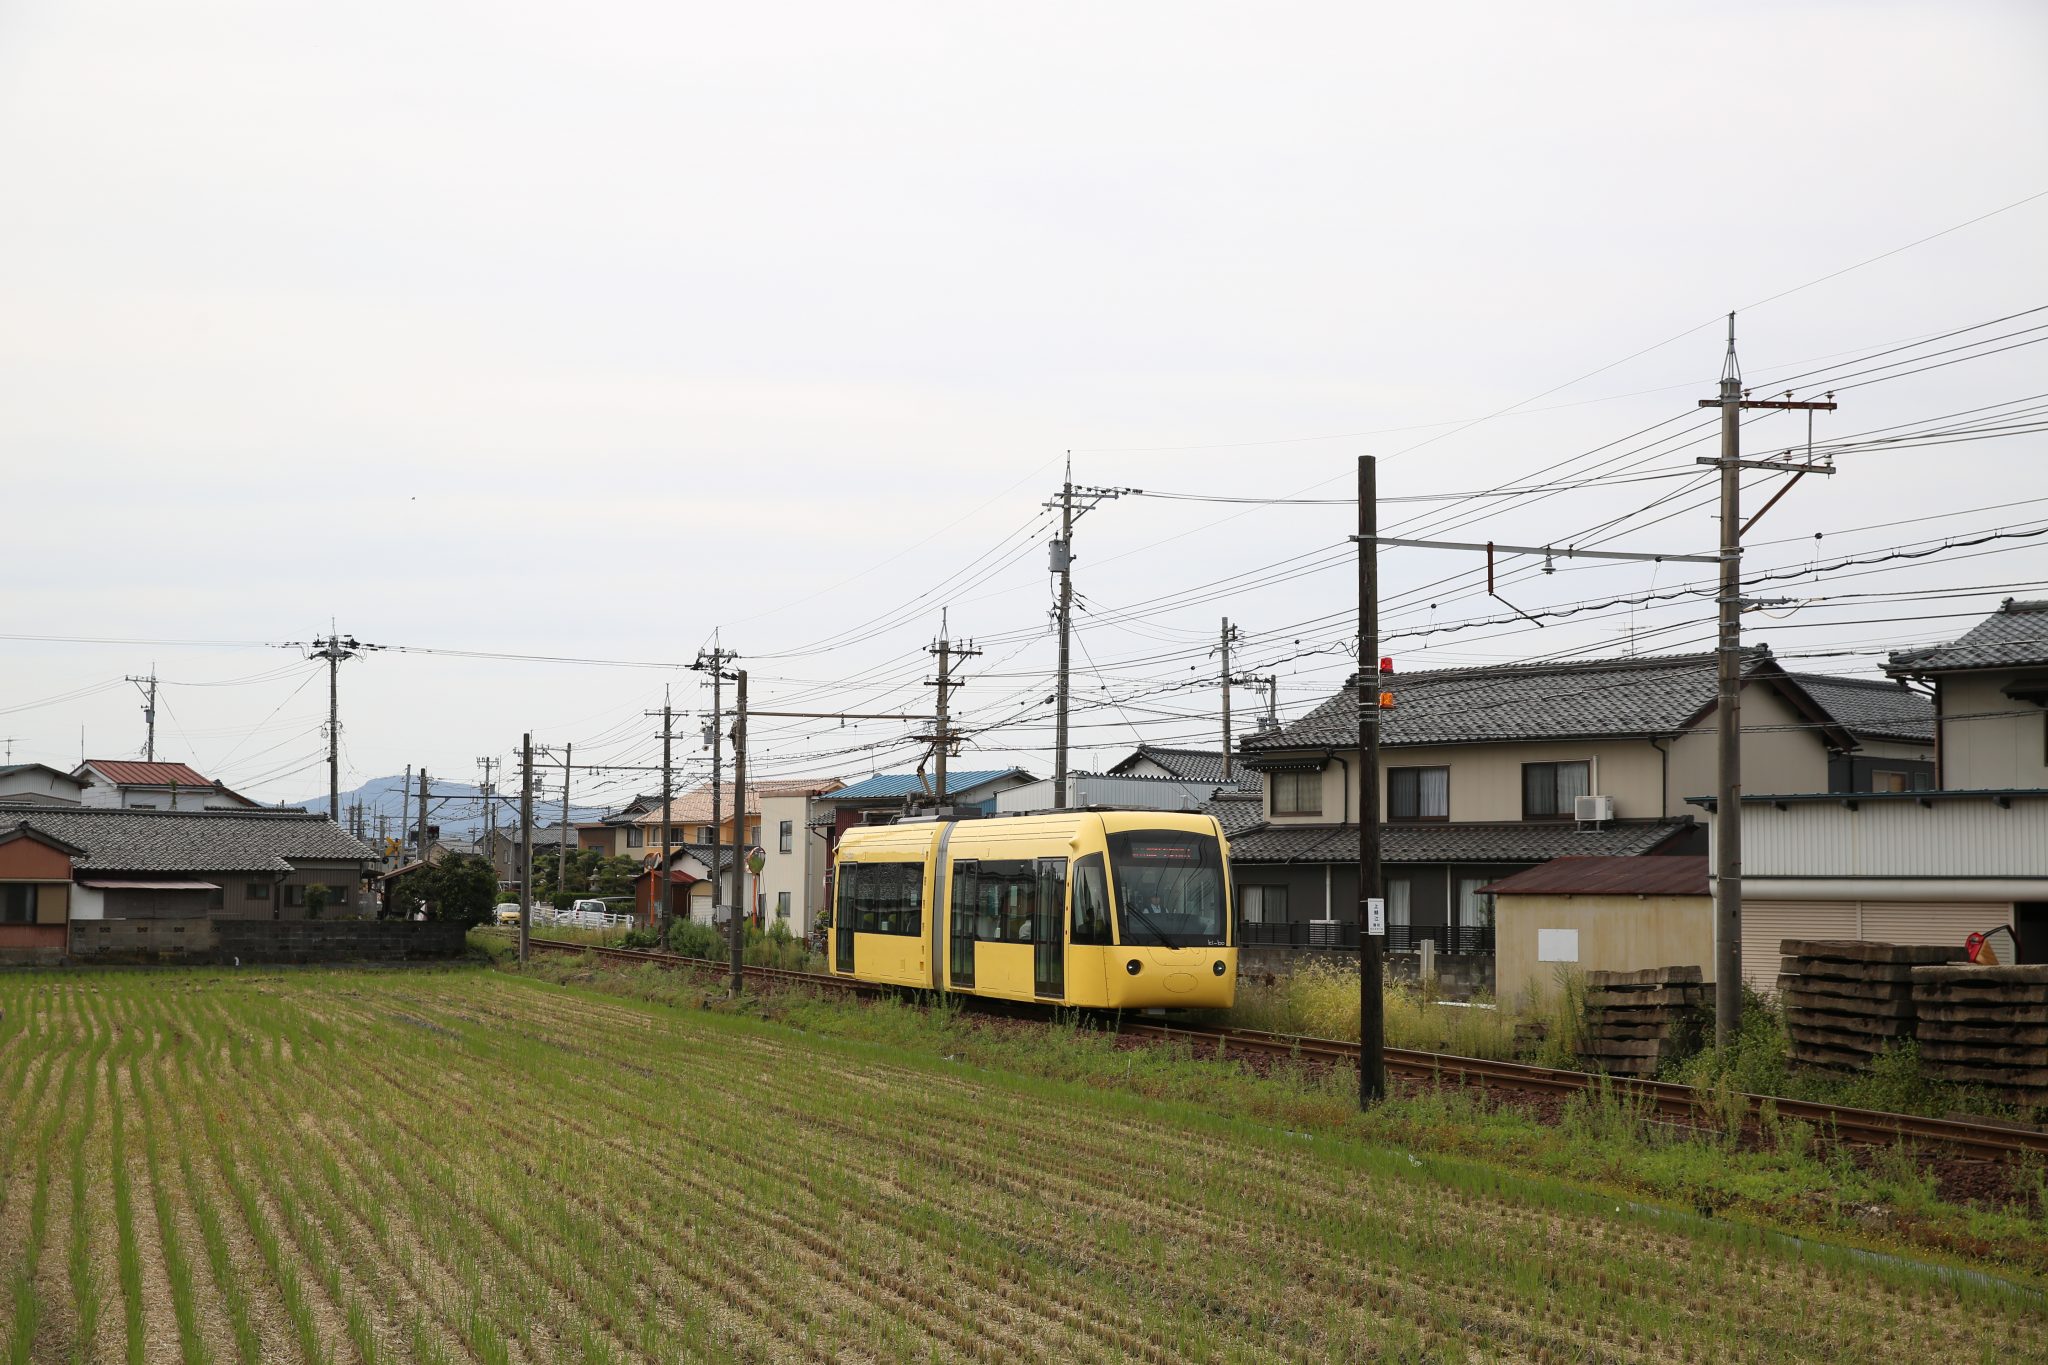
[1377,690,1397,710]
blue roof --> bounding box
[822,769,1029,802]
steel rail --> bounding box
[520,936,2048,1164]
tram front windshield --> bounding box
[1106,830,1227,947]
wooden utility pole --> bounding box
[729,669,748,995]
[518,734,534,964]
[925,611,980,809]
[1356,456,1386,1105]
[1696,314,1838,1047]
[1046,458,1128,808]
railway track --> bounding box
[521,935,2048,1165]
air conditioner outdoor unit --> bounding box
[1574,794,1614,824]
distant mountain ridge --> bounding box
[295,773,607,836]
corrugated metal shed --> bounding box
[1705,792,2048,879]
[995,774,1215,815]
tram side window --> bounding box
[853,862,922,936]
[1070,853,1112,945]
[973,860,1038,941]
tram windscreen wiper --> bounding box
[1121,900,1179,947]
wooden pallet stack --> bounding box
[1579,966,1709,1077]
[1910,965,2048,1109]
[1778,940,1966,1073]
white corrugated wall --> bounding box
[1740,899,2011,993]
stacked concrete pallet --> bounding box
[1778,940,1966,1072]
[1579,966,1708,1077]
[1910,965,2048,1109]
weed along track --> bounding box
[3,968,2045,1363]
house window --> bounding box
[246,882,272,901]
[1521,761,1591,819]
[206,886,225,911]
[1872,770,1909,793]
[1270,770,1323,817]
[748,823,761,846]
[626,826,644,849]
[1388,767,1449,821]
[776,891,791,919]
[1241,885,1287,925]
[1,885,32,924]
[284,884,307,907]
[700,826,714,844]
[779,820,794,854]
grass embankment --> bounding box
[1220,959,2045,1126]
[2,962,2041,1362]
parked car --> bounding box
[494,902,522,926]
[569,898,607,916]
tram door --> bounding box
[1033,857,1066,998]
[834,866,856,973]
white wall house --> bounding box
[73,760,261,811]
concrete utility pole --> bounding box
[729,669,748,996]
[415,769,430,868]
[692,642,739,923]
[519,734,534,964]
[1045,458,1129,808]
[301,633,379,824]
[1218,619,1241,781]
[925,610,981,810]
[660,691,674,936]
[558,742,572,895]
[1356,456,1386,1106]
[125,671,158,761]
[1695,314,1838,1047]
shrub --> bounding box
[620,927,662,950]
[667,921,721,959]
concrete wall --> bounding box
[1939,673,2048,790]
[1494,893,1714,1009]
[1236,945,1496,1001]
[69,917,466,964]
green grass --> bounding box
[5,963,2041,1362]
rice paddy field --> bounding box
[1,966,2043,1364]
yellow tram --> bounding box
[823,809,1235,1009]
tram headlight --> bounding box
[1213,960,1226,976]
[1125,959,1142,975]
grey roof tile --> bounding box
[4,806,376,873]
[1227,818,1696,865]
[1201,791,1266,836]
[1781,673,1933,743]
[1887,599,2048,673]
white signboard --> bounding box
[1537,928,1581,963]
[1366,897,1386,936]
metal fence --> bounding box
[531,907,636,930]
[1238,920,1495,954]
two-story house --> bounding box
[1231,649,1934,954]
[72,759,264,811]
[1690,599,2048,982]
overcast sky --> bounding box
[3,1,2045,815]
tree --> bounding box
[304,883,329,920]
[590,855,641,899]
[385,853,499,926]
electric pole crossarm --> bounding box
[1353,536,1717,564]
[1692,458,1837,473]
[1698,399,1839,411]
[746,711,937,720]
